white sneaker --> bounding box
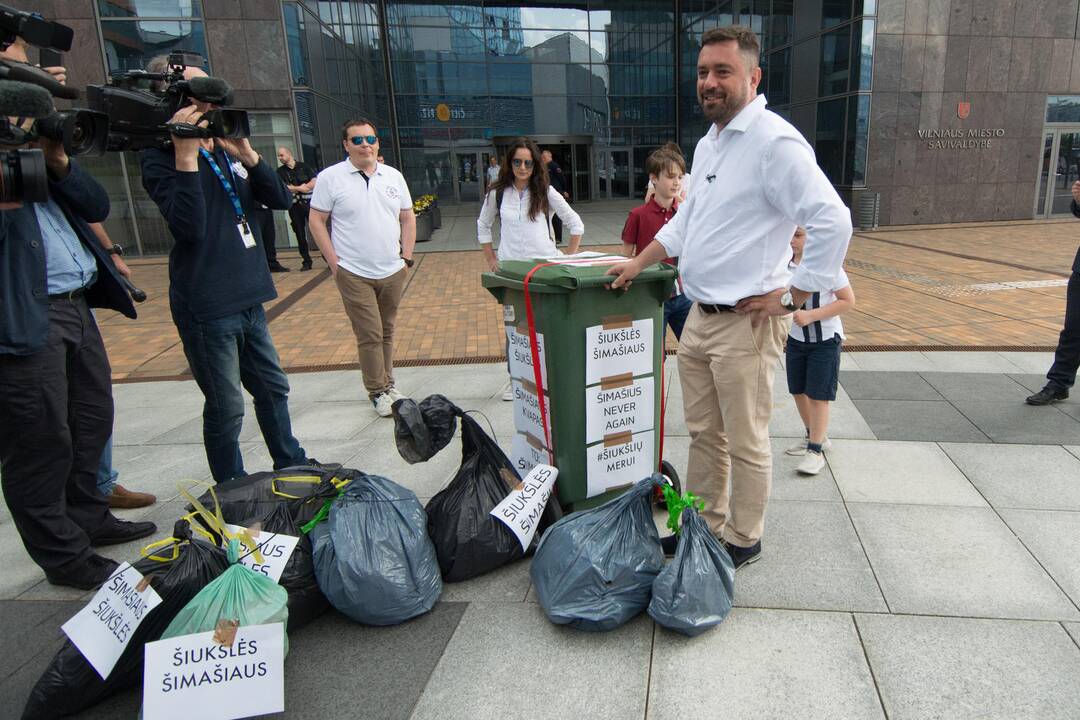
[785,437,832,456]
[373,393,394,417]
[386,386,406,403]
[502,384,515,401]
[797,450,826,475]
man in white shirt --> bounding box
[308,118,417,417]
[607,26,851,568]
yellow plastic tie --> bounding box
[270,475,322,499]
[140,536,182,562]
[179,481,265,565]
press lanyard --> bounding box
[200,148,245,220]
[200,148,255,248]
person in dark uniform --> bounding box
[542,149,569,245]
[276,147,317,270]
[250,200,287,272]
[1027,179,1080,405]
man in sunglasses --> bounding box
[308,118,417,417]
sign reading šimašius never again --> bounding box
[917,127,1006,149]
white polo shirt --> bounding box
[310,159,412,279]
[655,94,852,305]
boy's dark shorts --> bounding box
[786,334,842,401]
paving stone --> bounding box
[940,443,1080,510]
[856,613,1080,720]
[143,404,267,445]
[1066,622,1080,648]
[438,559,531,603]
[113,401,203,445]
[1000,352,1057,374]
[843,352,942,372]
[355,435,466,500]
[648,608,884,720]
[111,379,204,409]
[919,371,1034,403]
[851,399,989,442]
[412,366,512,402]
[411,603,651,720]
[770,386,876,440]
[107,444,212,501]
[827,440,986,506]
[0,523,51,600]
[999,509,1080,609]
[950,400,1080,445]
[839,371,943,400]
[1069,446,1080,462]
[848,504,1078,620]
[0,600,82,680]
[0,630,76,717]
[919,352,1028,373]
[735,501,887,612]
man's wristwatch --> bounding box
[107,245,124,257]
[780,289,797,311]
[403,257,415,268]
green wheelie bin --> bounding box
[482,255,677,512]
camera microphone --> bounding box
[0,59,78,99]
[0,79,54,118]
[186,76,233,106]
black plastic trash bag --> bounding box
[232,502,329,632]
[426,413,561,582]
[310,474,442,625]
[22,520,230,720]
[530,475,663,632]
[647,506,736,637]
[392,394,461,464]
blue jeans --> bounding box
[176,305,307,483]
[96,435,118,495]
[664,293,693,341]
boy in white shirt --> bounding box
[784,227,856,475]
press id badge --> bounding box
[238,218,256,249]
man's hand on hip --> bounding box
[735,288,791,327]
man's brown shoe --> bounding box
[107,484,157,509]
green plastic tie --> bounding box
[662,485,704,536]
[300,490,343,534]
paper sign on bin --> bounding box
[506,325,547,390]
[511,431,550,476]
[512,378,552,447]
[586,430,655,499]
[585,317,653,385]
[62,562,163,680]
[585,375,654,444]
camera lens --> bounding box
[0,149,48,204]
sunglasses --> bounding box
[512,158,534,168]
[349,135,378,146]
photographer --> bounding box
[139,59,316,484]
[0,36,155,590]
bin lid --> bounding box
[482,255,677,292]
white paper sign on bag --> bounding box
[490,464,558,551]
[510,431,550,476]
[585,376,654,444]
[142,622,285,720]
[503,304,515,323]
[511,379,552,447]
[62,562,164,679]
[506,325,547,389]
[220,524,300,583]
[585,318,654,385]
[586,431,655,499]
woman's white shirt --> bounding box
[477,185,585,261]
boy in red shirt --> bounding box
[621,147,691,338]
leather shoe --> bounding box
[660,534,679,557]
[46,555,120,590]
[89,518,157,547]
[1026,386,1069,405]
[268,262,290,273]
[722,539,762,569]
[107,483,157,509]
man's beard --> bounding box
[699,86,749,125]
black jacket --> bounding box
[141,146,291,323]
[0,160,136,356]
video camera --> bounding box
[87,51,250,152]
[0,3,72,54]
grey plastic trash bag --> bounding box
[310,473,442,625]
[647,506,735,637]
[530,475,663,632]
[392,394,461,464]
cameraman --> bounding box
[0,39,156,590]
[140,60,316,484]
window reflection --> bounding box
[816,97,846,184]
[822,0,852,28]
[101,21,208,74]
[97,0,201,18]
[820,25,850,96]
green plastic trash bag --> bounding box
[160,539,290,654]
[530,475,663,632]
[647,506,735,637]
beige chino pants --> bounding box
[334,266,407,399]
[677,305,787,546]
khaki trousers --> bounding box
[677,305,786,546]
[334,266,407,398]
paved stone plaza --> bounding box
[2,352,1080,719]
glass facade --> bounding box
[86,0,876,254]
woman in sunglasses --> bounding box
[477,137,583,274]
[477,137,584,400]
